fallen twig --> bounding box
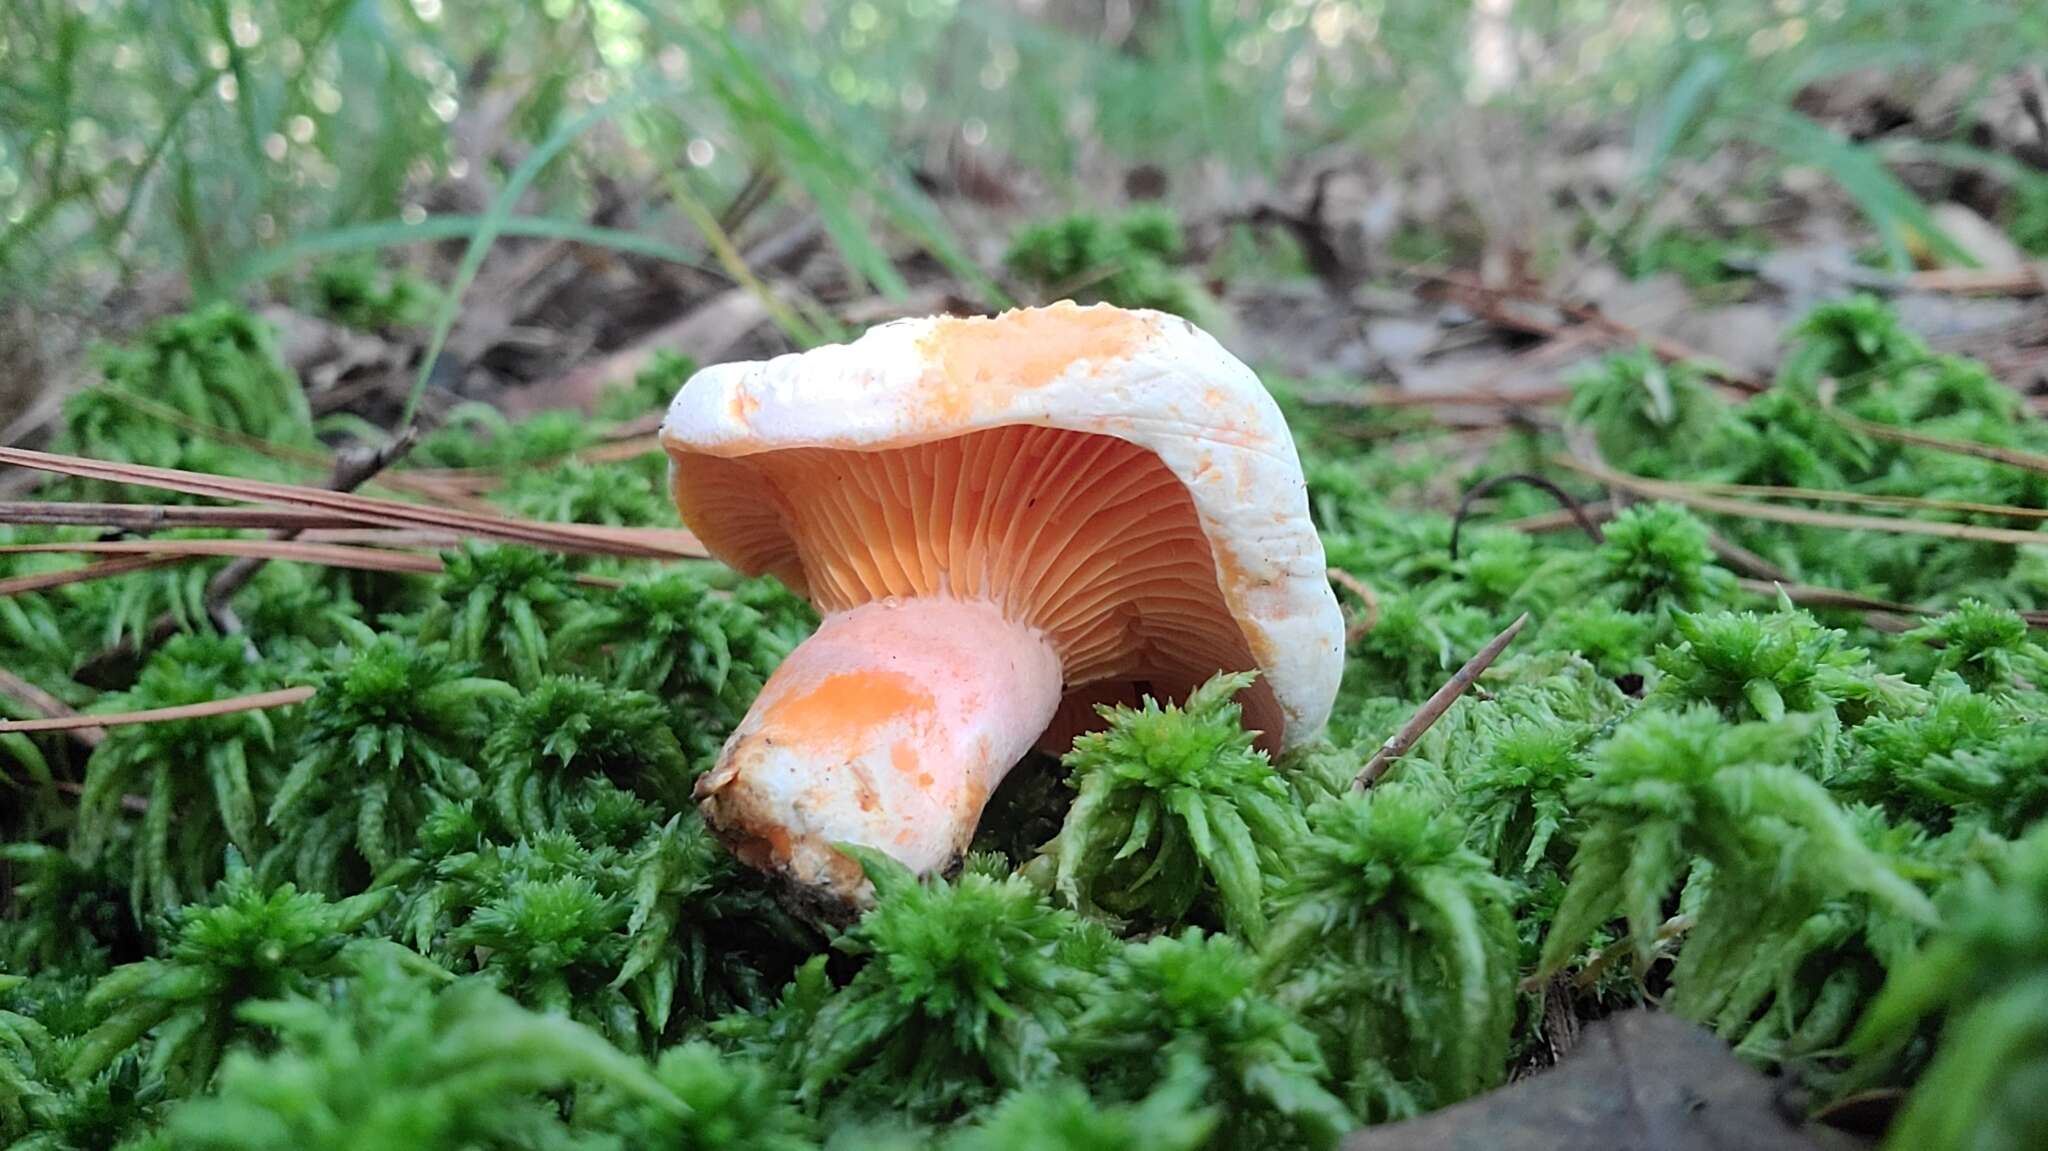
[1732,579,1943,632]
[1500,499,1617,535]
[1299,385,1573,411]
[1574,914,1694,990]
[1706,532,1792,582]
[1352,612,1531,791]
[0,686,316,735]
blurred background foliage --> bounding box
[4,0,2044,326]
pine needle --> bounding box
[0,446,706,558]
[1558,455,2048,547]
[0,539,446,574]
[1824,407,2048,476]
[1670,481,2048,522]
[0,501,355,532]
[0,539,627,594]
[0,667,104,747]
[395,435,665,495]
[0,686,316,734]
[0,555,180,596]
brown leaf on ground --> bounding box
[1343,1010,1853,1151]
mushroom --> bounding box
[660,301,1344,915]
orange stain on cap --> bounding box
[757,670,935,753]
[919,303,1156,422]
[726,385,761,423]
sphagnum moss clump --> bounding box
[9,293,2048,1151]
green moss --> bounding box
[305,256,439,330]
[11,294,2048,1148]
[1040,673,1303,941]
[1004,208,1206,317]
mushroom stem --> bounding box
[695,596,1064,912]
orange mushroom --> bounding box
[661,301,1343,913]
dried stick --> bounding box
[1516,914,1695,994]
[1501,499,1616,534]
[1572,914,1694,991]
[1352,612,1531,791]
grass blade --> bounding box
[405,89,657,426]
[222,214,715,294]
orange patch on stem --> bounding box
[757,671,935,752]
[890,740,921,778]
[919,303,1155,421]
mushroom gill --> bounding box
[669,423,1280,741]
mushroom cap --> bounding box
[660,301,1344,749]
